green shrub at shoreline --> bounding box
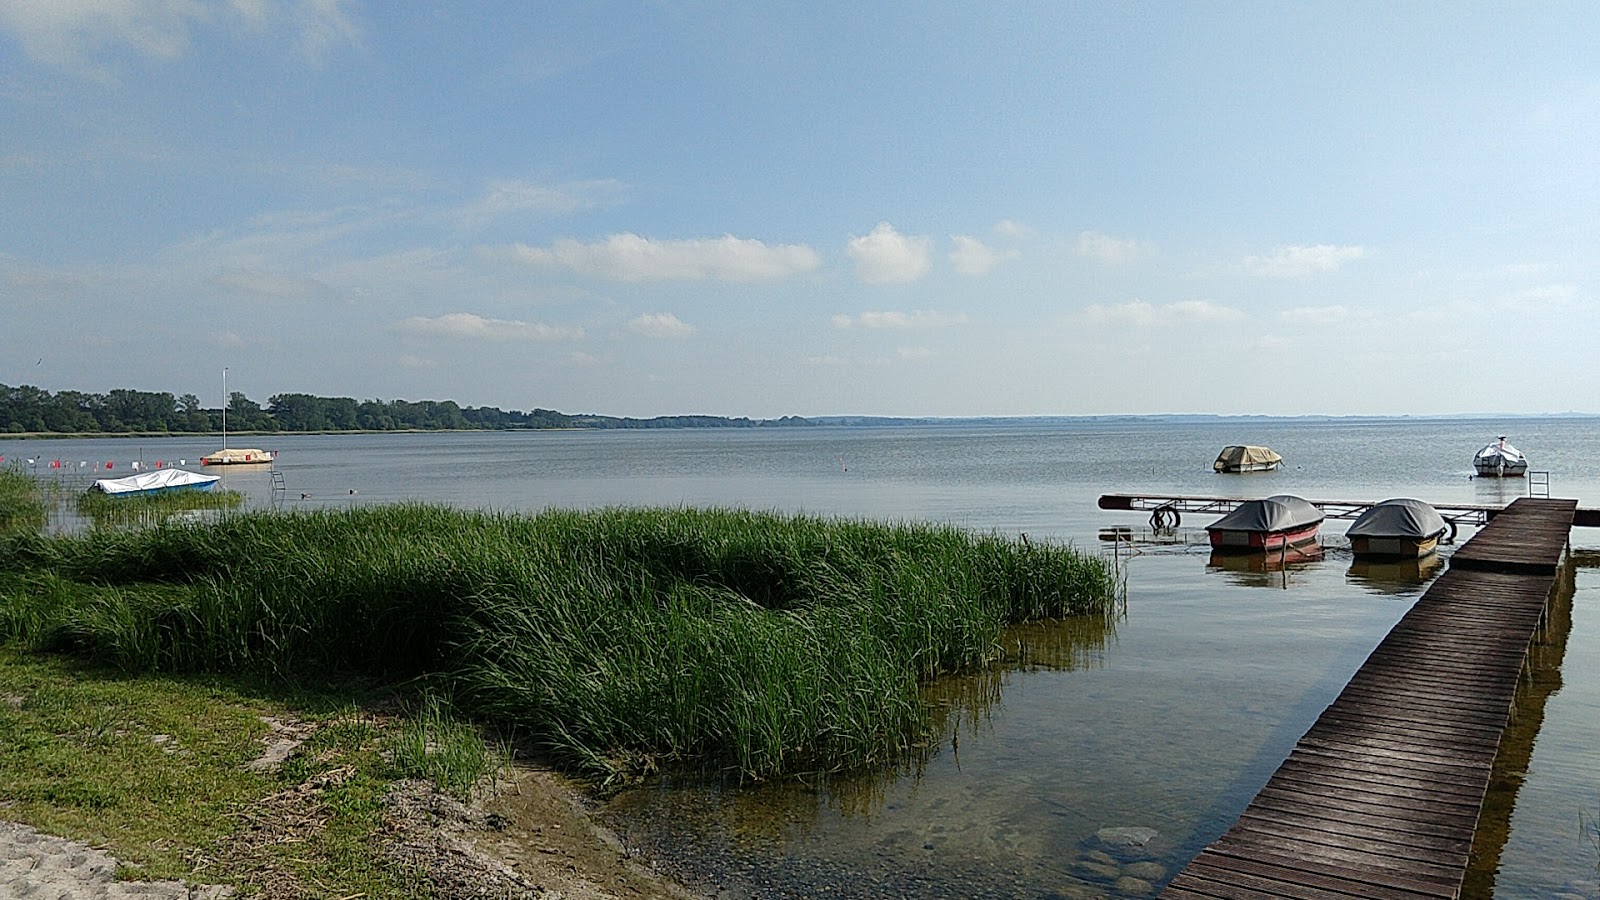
[0,503,1121,782]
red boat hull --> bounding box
[1208,523,1321,553]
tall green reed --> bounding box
[4,503,1121,781]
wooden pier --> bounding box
[1160,497,1577,899]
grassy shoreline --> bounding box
[0,470,1122,893]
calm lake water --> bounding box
[7,417,1599,897]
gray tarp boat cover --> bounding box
[1206,494,1324,533]
[1346,498,1446,540]
[1213,445,1283,471]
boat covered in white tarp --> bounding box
[1213,445,1283,473]
[1472,437,1528,477]
[1347,498,1448,559]
[201,447,275,466]
[90,468,221,497]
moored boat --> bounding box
[1213,445,1283,473]
[1346,498,1448,559]
[90,467,220,497]
[1472,436,1527,477]
[201,447,275,466]
[1205,494,1323,552]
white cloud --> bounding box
[1280,305,1351,324]
[397,354,437,369]
[568,351,602,367]
[627,312,695,338]
[1238,244,1368,278]
[1083,299,1244,327]
[1076,231,1144,265]
[949,235,1018,276]
[458,178,625,228]
[993,219,1032,239]
[394,312,583,341]
[0,0,359,74]
[847,222,930,284]
[1505,283,1586,312]
[1251,335,1293,351]
[897,346,934,360]
[831,310,968,329]
[510,233,821,282]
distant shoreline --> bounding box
[3,410,1598,442]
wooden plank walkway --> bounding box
[1161,498,1576,899]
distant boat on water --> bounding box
[1213,445,1283,473]
[1472,436,1527,477]
[200,447,275,466]
[206,366,276,467]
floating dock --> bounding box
[1160,497,1577,898]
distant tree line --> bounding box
[0,384,814,434]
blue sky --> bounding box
[3,2,1597,418]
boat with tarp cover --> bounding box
[1213,445,1283,473]
[1472,436,1527,477]
[1205,494,1323,552]
[90,468,220,498]
[1346,498,1448,559]
[201,447,275,466]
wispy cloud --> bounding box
[627,312,695,338]
[1238,244,1368,277]
[1076,231,1145,265]
[993,219,1032,239]
[0,0,360,76]
[1504,283,1587,312]
[1280,305,1351,324]
[1083,299,1244,326]
[847,222,930,284]
[457,178,625,229]
[393,312,583,341]
[806,355,850,367]
[509,233,821,282]
[830,310,968,329]
[897,346,934,360]
[949,235,1018,276]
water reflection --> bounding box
[598,612,1122,894]
[1204,544,1326,588]
[1462,552,1576,898]
[1344,554,1445,596]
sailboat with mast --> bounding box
[201,367,276,467]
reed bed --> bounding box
[0,503,1121,781]
[74,485,244,529]
[0,470,47,535]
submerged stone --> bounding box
[1095,825,1157,848]
[1123,860,1167,881]
[1114,875,1154,895]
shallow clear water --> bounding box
[7,417,1599,896]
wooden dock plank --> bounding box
[1160,498,1575,898]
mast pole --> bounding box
[222,367,228,450]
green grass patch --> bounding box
[0,647,436,896]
